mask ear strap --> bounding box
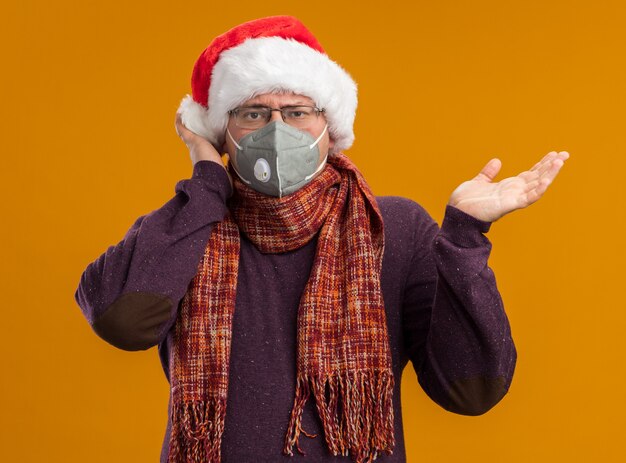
[225,128,251,184]
[227,127,243,150]
[304,153,328,181]
[309,124,328,150]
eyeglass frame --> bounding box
[227,104,326,129]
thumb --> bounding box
[473,158,502,182]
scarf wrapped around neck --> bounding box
[167,153,395,463]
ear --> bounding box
[222,129,232,155]
[329,136,335,150]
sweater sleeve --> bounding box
[74,160,232,351]
[402,204,517,416]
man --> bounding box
[74,15,568,463]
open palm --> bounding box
[448,151,570,222]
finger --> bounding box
[536,153,565,179]
[517,169,540,183]
[523,184,544,207]
[175,113,195,140]
[522,170,551,193]
[523,176,541,191]
[529,151,556,171]
[525,160,563,203]
[522,174,552,206]
[175,112,185,135]
[539,157,565,184]
[536,159,556,178]
[530,150,570,176]
[521,153,568,206]
[529,151,558,173]
[536,152,569,179]
[473,158,502,182]
[175,111,192,131]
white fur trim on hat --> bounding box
[178,36,358,154]
[178,94,212,143]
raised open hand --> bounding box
[447,151,570,222]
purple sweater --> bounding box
[74,160,517,462]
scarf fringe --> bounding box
[168,398,227,463]
[283,370,395,463]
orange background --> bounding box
[2,1,624,461]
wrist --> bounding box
[446,201,497,223]
[191,147,224,167]
[191,159,233,198]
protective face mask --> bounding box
[226,120,329,198]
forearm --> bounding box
[74,161,232,350]
[414,205,517,415]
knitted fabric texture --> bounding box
[167,153,395,463]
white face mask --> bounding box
[227,121,328,198]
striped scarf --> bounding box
[167,153,395,463]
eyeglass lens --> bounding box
[233,106,321,129]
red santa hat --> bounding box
[177,15,358,154]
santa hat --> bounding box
[177,15,358,154]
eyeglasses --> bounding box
[228,105,325,130]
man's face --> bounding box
[222,92,334,165]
